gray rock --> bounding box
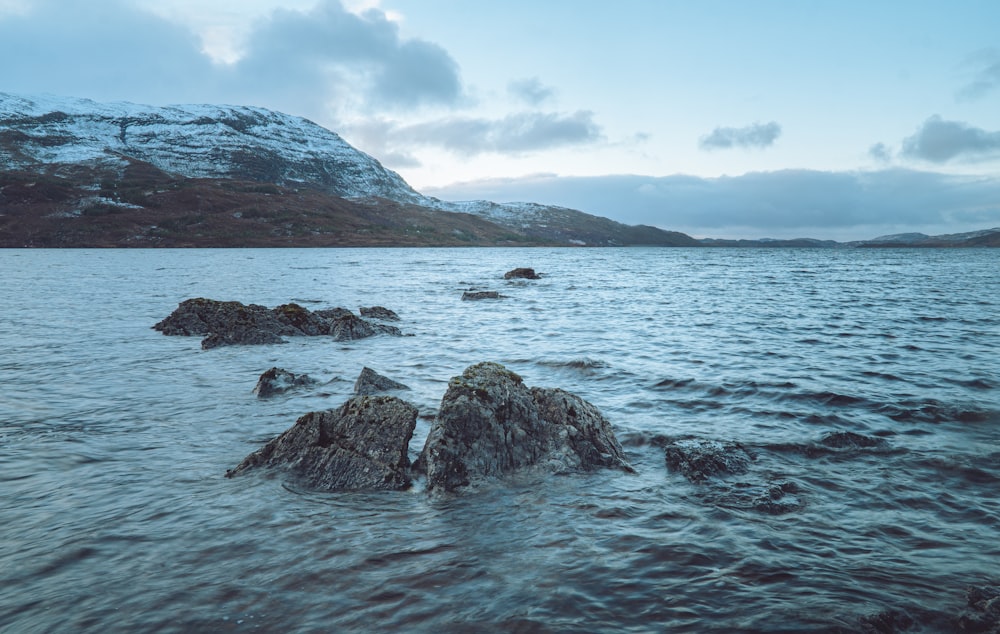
[416,362,632,493]
[253,367,316,398]
[354,367,410,396]
[819,431,889,450]
[329,313,402,340]
[226,395,418,491]
[360,306,400,321]
[664,439,753,482]
[504,267,541,280]
[461,291,505,301]
[958,585,1000,633]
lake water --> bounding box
[1,247,998,632]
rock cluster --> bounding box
[663,439,753,482]
[153,298,401,348]
[461,291,505,301]
[226,396,418,491]
[230,361,632,494]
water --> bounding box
[1,247,997,632]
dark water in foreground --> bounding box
[1,247,998,633]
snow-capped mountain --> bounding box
[0,92,426,203]
[0,92,699,247]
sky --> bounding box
[2,0,1000,240]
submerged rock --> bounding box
[154,298,401,348]
[416,362,632,493]
[959,585,1000,633]
[819,431,890,450]
[503,267,541,280]
[226,396,418,491]
[461,291,505,301]
[353,367,410,396]
[664,439,753,482]
[253,367,316,398]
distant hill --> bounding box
[0,93,696,247]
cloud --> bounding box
[699,121,782,150]
[868,142,893,163]
[901,116,1000,163]
[424,169,1000,240]
[957,49,1000,101]
[358,111,603,158]
[507,77,554,106]
[0,0,463,119]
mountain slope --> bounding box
[0,93,698,247]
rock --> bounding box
[360,306,400,321]
[354,367,410,396]
[253,367,316,398]
[664,439,753,482]
[504,267,541,280]
[154,298,401,348]
[462,291,505,301]
[328,312,402,340]
[819,431,889,450]
[226,396,418,491]
[416,362,632,493]
[958,585,1000,633]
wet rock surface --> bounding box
[416,362,632,493]
[226,396,418,491]
[353,367,410,396]
[359,306,400,321]
[959,585,1000,633]
[503,267,541,280]
[664,439,753,482]
[253,367,316,398]
[153,298,401,348]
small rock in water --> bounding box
[226,395,418,491]
[353,367,410,396]
[359,306,400,321]
[503,267,541,280]
[664,439,753,482]
[252,367,316,398]
[461,291,505,301]
[819,431,889,450]
[958,585,1000,633]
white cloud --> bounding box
[699,121,782,150]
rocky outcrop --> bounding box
[461,291,505,301]
[226,396,418,491]
[253,367,316,398]
[504,267,541,280]
[354,367,410,396]
[415,362,632,493]
[153,298,401,348]
[959,585,1000,633]
[664,439,753,482]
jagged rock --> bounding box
[664,439,753,482]
[416,362,632,493]
[504,267,541,280]
[226,396,418,491]
[253,367,316,398]
[354,367,410,396]
[360,306,400,321]
[153,298,401,348]
[329,313,402,340]
[462,291,505,301]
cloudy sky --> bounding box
[2,0,1000,239]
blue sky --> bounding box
[2,0,999,239]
